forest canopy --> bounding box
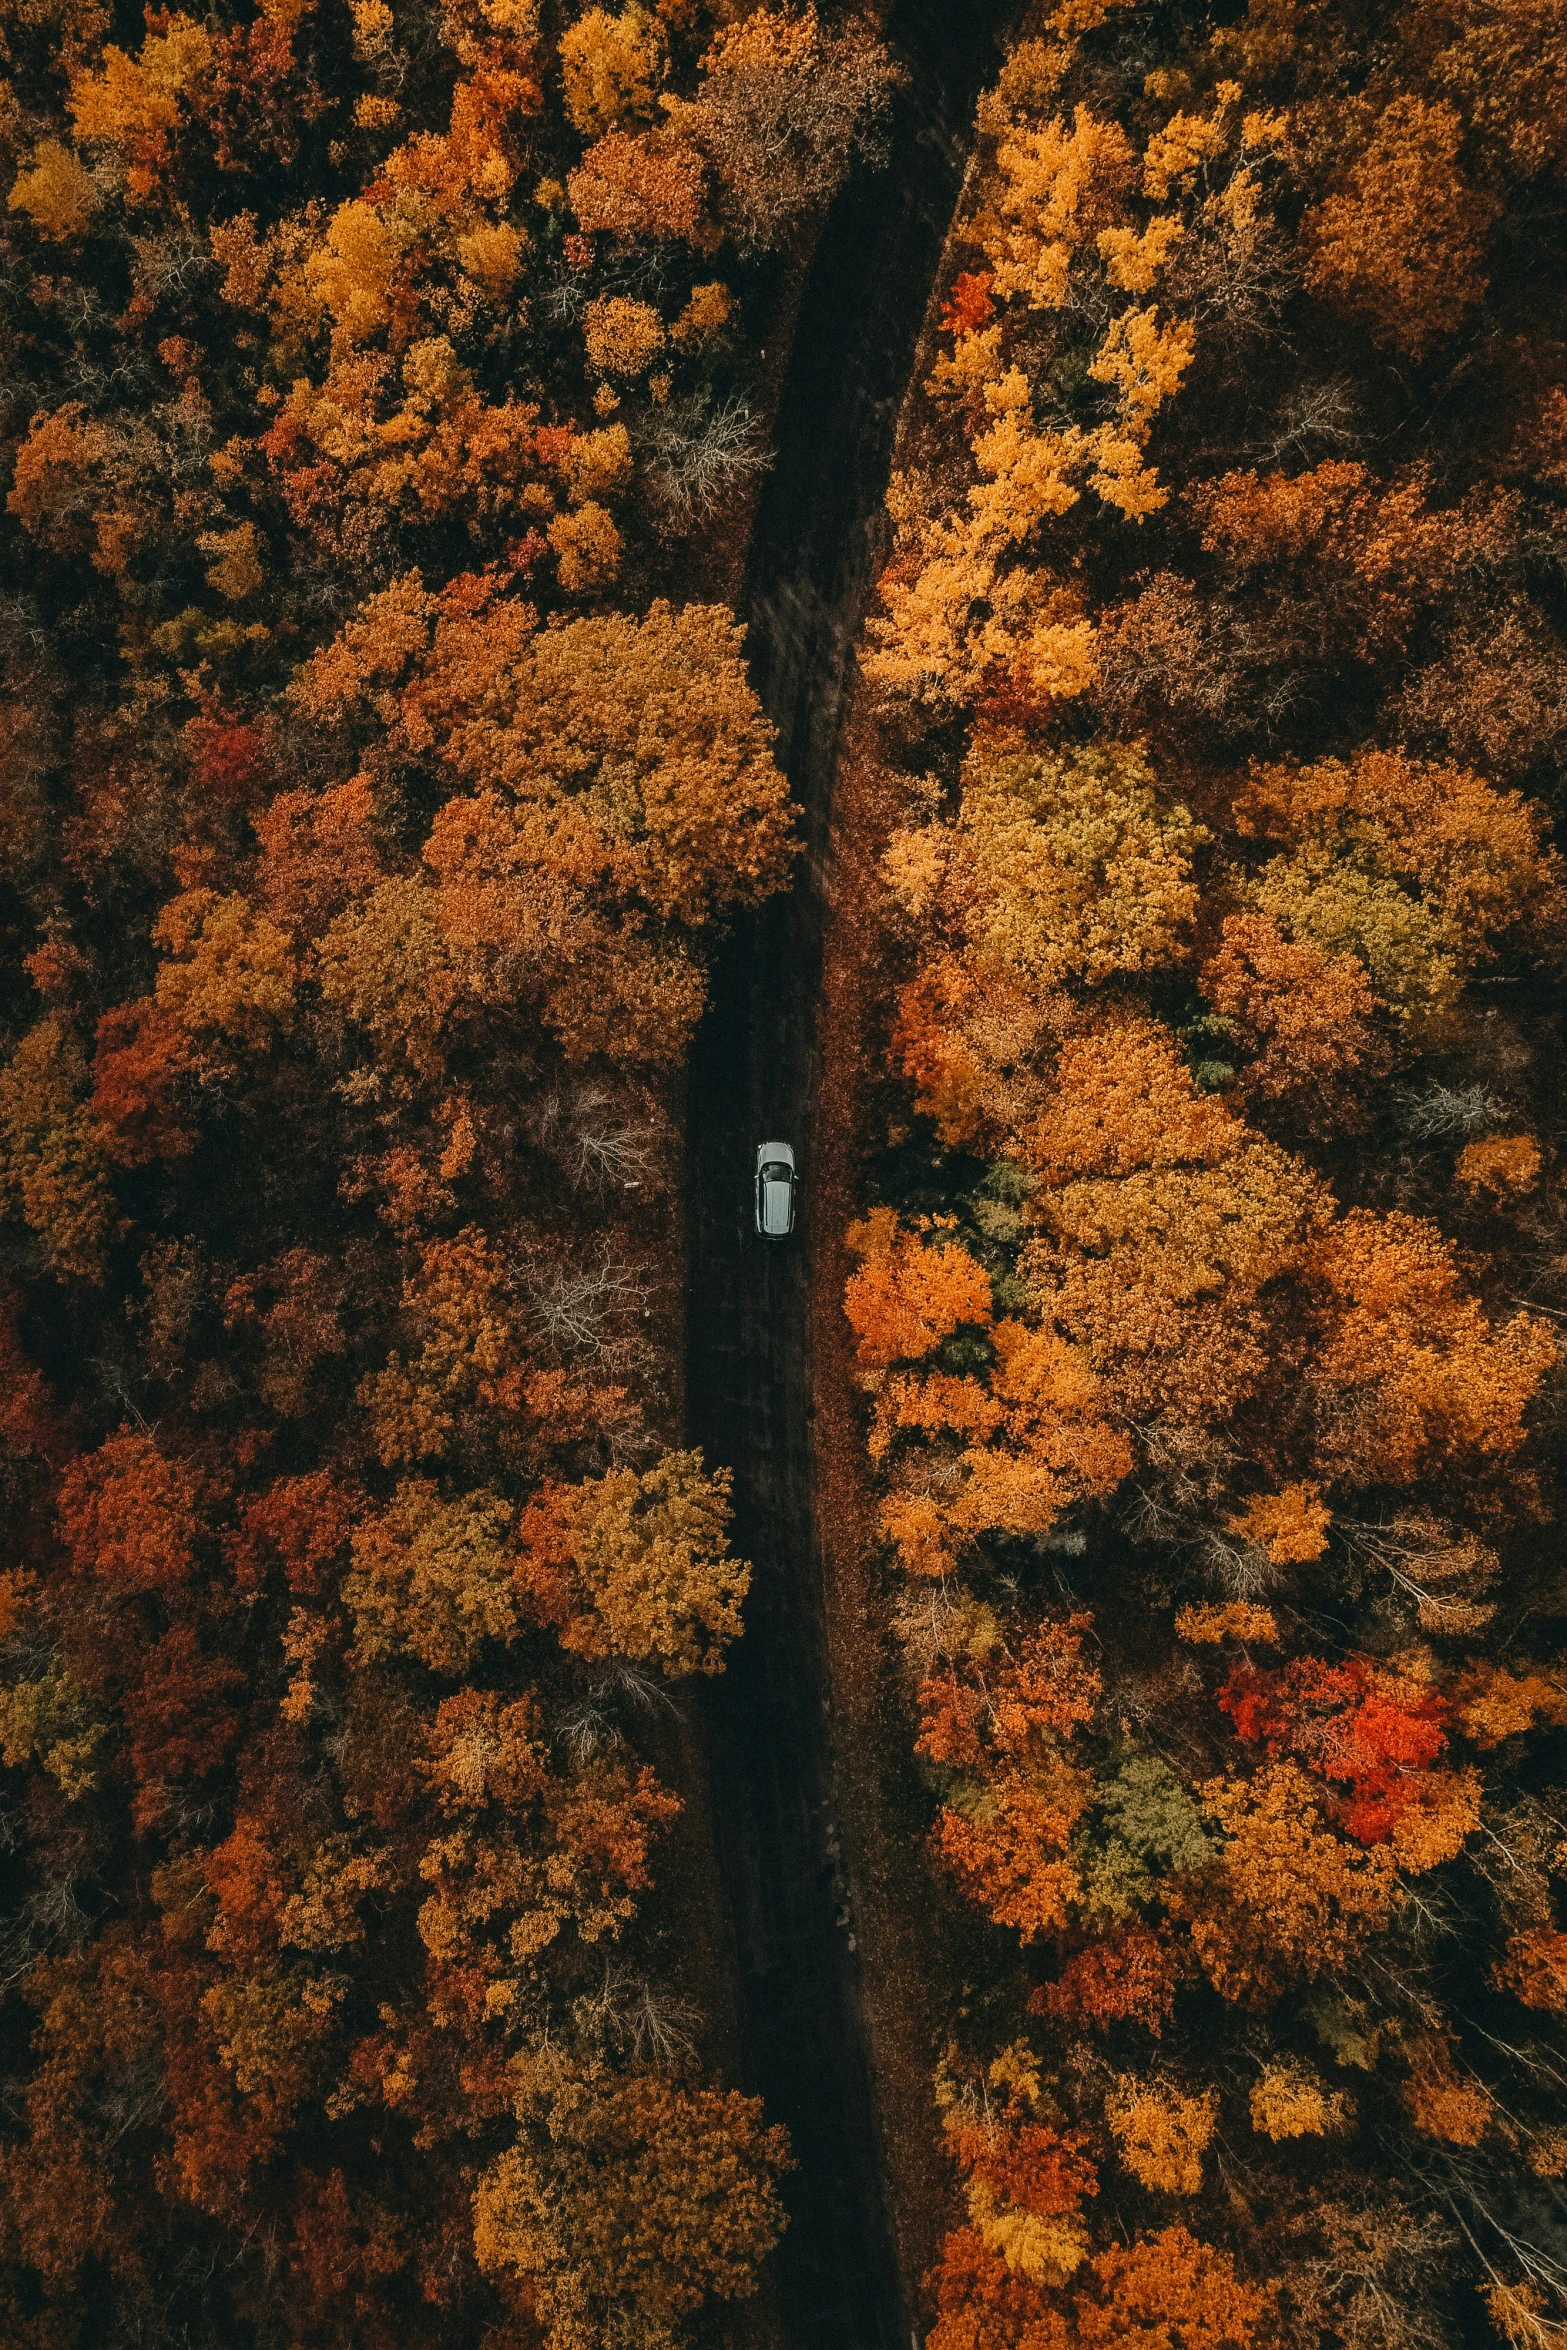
[0,0,899,2336]
[3,0,1567,2346]
[839,1,1567,2348]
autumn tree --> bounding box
[1105,2077,1216,2195]
[918,1616,1101,1939]
[358,1225,523,1467]
[883,738,1201,993]
[58,1429,201,1597]
[1229,746,1563,1029]
[560,4,666,139]
[1304,96,1498,358]
[927,2220,1268,2350]
[518,1450,750,1677]
[569,126,707,240]
[1218,1652,1479,1864]
[0,1015,113,1279]
[1249,2059,1349,2141]
[1306,1210,1555,1488]
[416,1686,680,1990]
[1040,1923,1184,2037]
[1019,1020,1329,1433]
[845,1212,1129,1574]
[343,1479,518,1672]
[937,2044,1098,2288]
[1201,913,1389,1132]
[664,6,897,247]
[153,891,297,1059]
[1171,1763,1401,2001]
[89,1000,195,1167]
[298,579,794,1064]
[474,2049,790,2344]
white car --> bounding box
[755,1141,797,1238]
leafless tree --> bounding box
[530,1080,669,1192]
[1341,1512,1499,1635]
[577,1967,704,2067]
[641,390,771,525]
[556,1664,674,1768]
[524,1255,648,1360]
[1395,1082,1507,1141]
[0,1860,92,1988]
[1261,376,1361,464]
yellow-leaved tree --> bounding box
[518,1450,750,1677]
[298,579,794,1066]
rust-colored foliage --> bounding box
[1201,913,1387,1130]
[927,2221,1268,2350]
[5,0,1567,2337]
[0,0,842,2321]
[1218,1654,1453,1843]
[90,1000,196,1166]
[57,1430,201,1595]
[1038,1925,1183,2036]
[840,5,1567,2343]
[845,1219,995,1369]
[1304,97,1498,358]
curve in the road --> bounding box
[684,10,1010,2346]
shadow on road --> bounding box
[684,7,1010,2344]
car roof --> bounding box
[756,1140,795,1169]
[760,1173,793,1234]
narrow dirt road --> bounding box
[684,11,1006,2345]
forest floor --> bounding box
[682,6,1009,2344]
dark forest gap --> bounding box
[684,7,1009,2345]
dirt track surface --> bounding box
[684,11,1007,2344]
